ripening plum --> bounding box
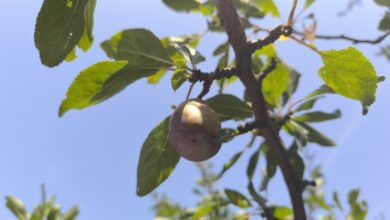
[169,99,222,162]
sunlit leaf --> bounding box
[225,189,252,208]
[59,61,129,117]
[148,69,167,84]
[269,206,293,219]
[318,47,378,114]
[78,0,96,52]
[304,0,316,9]
[171,69,189,91]
[254,0,280,17]
[6,197,28,220]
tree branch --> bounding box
[294,29,390,45]
[189,67,236,99]
[250,25,293,53]
[215,1,307,219]
[258,58,277,82]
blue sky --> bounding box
[0,0,389,219]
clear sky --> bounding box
[0,0,389,219]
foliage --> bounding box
[5,186,79,220]
[29,0,389,219]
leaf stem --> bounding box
[186,82,195,100]
[290,35,321,55]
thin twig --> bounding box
[189,67,236,99]
[250,25,293,53]
[258,58,277,82]
[197,80,212,99]
[294,30,390,45]
[186,82,195,100]
[287,0,299,26]
[290,35,321,54]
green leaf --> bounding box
[217,150,244,179]
[101,29,174,68]
[348,189,360,205]
[148,69,167,84]
[163,34,201,48]
[171,69,189,91]
[162,0,200,12]
[297,122,336,146]
[206,94,253,121]
[332,191,343,211]
[306,85,335,99]
[213,42,229,56]
[35,0,91,67]
[269,206,293,219]
[254,0,280,17]
[65,48,78,62]
[308,192,332,212]
[288,142,305,181]
[63,206,79,220]
[220,128,238,143]
[379,12,390,31]
[311,165,322,178]
[224,189,252,208]
[304,0,316,9]
[78,0,96,52]
[93,66,161,104]
[60,61,139,116]
[283,69,301,104]
[318,47,378,114]
[47,207,61,220]
[293,110,341,123]
[214,42,230,69]
[5,197,28,220]
[283,121,309,147]
[295,96,324,112]
[252,54,264,74]
[374,0,390,7]
[260,143,277,191]
[191,204,214,219]
[137,117,180,196]
[175,44,206,67]
[262,61,289,107]
[307,85,335,98]
[246,146,261,179]
[233,0,265,18]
